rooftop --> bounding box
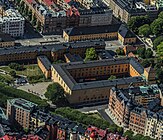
[8,98,37,112]
[52,57,145,90]
[37,55,52,70]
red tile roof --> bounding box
[0,135,10,140]
[65,0,71,3]
[26,0,33,4]
[66,6,80,17]
[43,0,53,6]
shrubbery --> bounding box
[0,82,48,108]
[55,107,123,133]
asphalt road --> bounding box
[98,109,114,125]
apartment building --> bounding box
[0,9,25,37]
[145,112,163,140]
[22,0,112,34]
[108,86,163,139]
[6,98,37,129]
[107,0,158,23]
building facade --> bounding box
[63,24,139,46]
[6,98,37,129]
[0,40,105,65]
[51,57,155,104]
[0,9,25,37]
[22,0,112,34]
[108,0,158,23]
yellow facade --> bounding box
[0,41,15,47]
[51,63,145,104]
[63,30,137,45]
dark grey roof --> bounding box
[64,53,83,62]
[0,32,15,42]
[52,57,145,90]
[64,24,121,36]
[118,25,136,38]
[0,40,105,56]
[37,55,51,70]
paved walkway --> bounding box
[17,82,53,99]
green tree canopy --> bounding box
[45,83,69,106]
[128,16,150,33]
[150,18,163,35]
[116,48,125,55]
[157,42,163,57]
[137,47,146,58]
[158,11,163,19]
[138,24,151,37]
[141,59,151,68]
[123,130,134,140]
[9,70,16,77]
[153,36,163,50]
[108,75,116,80]
[145,48,153,58]
[85,47,97,61]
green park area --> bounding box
[0,64,47,83]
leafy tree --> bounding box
[108,75,116,80]
[137,47,146,58]
[9,63,23,71]
[141,59,151,68]
[153,36,163,50]
[128,16,150,33]
[85,48,97,61]
[138,24,151,37]
[132,134,144,140]
[45,83,69,106]
[123,130,134,140]
[150,18,163,35]
[145,48,153,58]
[116,48,124,55]
[158,11,163,19]
[156,70,163,83]
[9,70,16,77]
[157,42,163,57]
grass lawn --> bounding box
[0,64,43,77]
[0,73,14,82]
[87,112,102,119]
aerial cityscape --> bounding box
[0,0,163,139]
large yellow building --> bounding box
[51,57,156,104]
[63,24,137,45]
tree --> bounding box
[156,70,163,83]
[123,130,134,140]
[145,48,153,58]
[137,47,145,58]
[116,48,124,55]
[84,48,97,61]
[132,134,144,140]
[150,18,163,35]
[138,24,151,37]
[108,75,116,80]
[45,83,69,106]
[141,59,151,68]
[9,63,23,71]
[158,11,163,19]
[153,36,163,50]
[128,16,150,33]
[157,42,163,57]
[9,70,16,77]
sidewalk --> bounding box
[105,108,121,127]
